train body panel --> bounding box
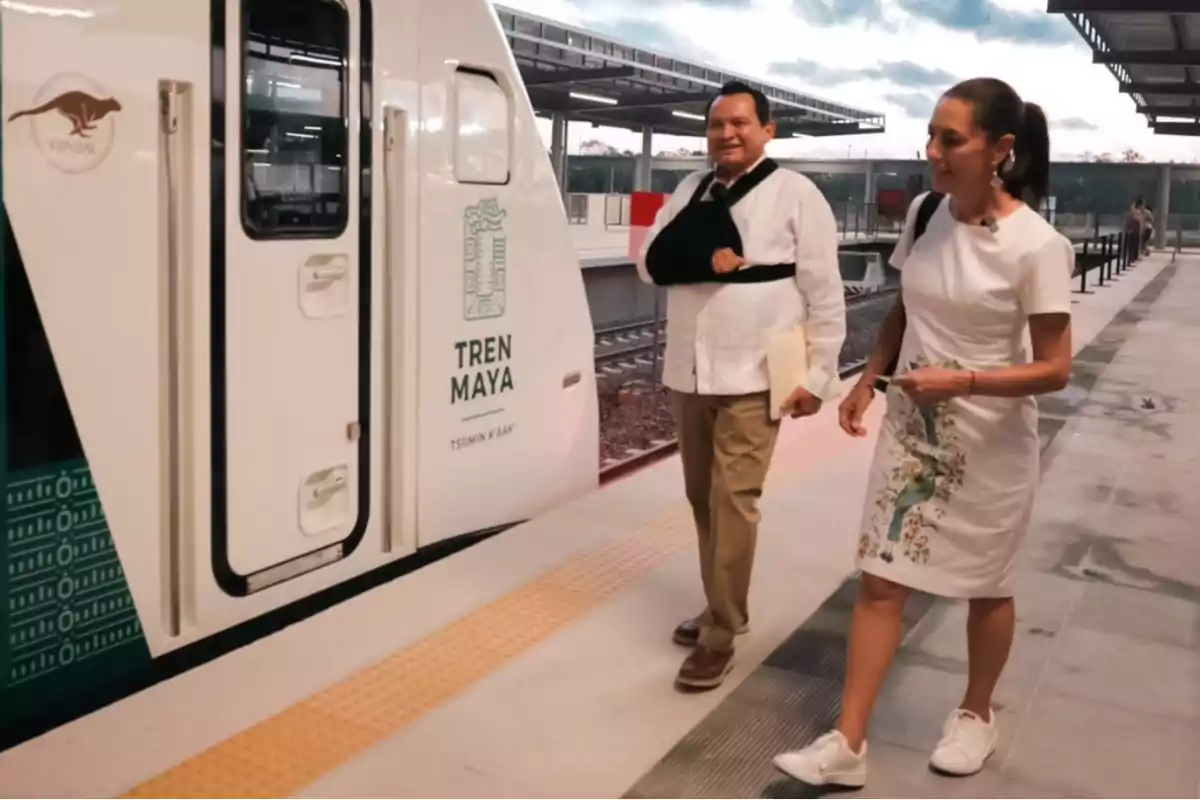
[0,0,597,744]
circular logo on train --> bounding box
[7,73,121,174]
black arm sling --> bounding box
[874,190,944,393]
[644,158,797,286]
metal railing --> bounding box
[1072,228,1143,293]
[831,201,905,240]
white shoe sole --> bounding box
[929,741,996,777]
[772,754,867,788]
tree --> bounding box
[1121,148,1145,163]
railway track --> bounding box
[595,285,899,482]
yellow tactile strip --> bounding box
[121,512,694,798]
[120,423,828,798]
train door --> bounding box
[212,0,372,595]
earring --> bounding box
[991,152,1012,189]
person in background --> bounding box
[1125,197,1146,264]
[636,80,846,691]
[773,77,1074,786]
[1142,205,1155,256]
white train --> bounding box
[0,0,596,745]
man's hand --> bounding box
[712,247,747,274]
[893,366,971,406]
[782,385,822,419]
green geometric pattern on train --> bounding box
[1,196,152,730]
[463,197,507,321]
[4,462,146,693]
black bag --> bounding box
[873,191,944,393]
[644,158,796,286]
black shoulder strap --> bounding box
[913,191,944,242]
[687,172,717,205]
[723,158,779,207]
[684,159,780,208]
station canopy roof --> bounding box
[1049,0,1200,136]
[493,4,886,138]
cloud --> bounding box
[883,92,937,119]
[875,61,958,90]
[504,0,1200,163]
[584,0,752,8]
[769,58,957,90]
[791,0,884,26]
[1053,116,1099,131]
[895,0,1078,45]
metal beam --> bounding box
[1137,104,1200,116]
[1152,121,1200,136]
[1095,50,1200,67]
[576,91,713,111]
[773,109,849,126]
[1120,82,1200,97]
[1167,12,1195,86]
[564,109,700,138]
[520,66,636,87]
[787,121,877,137]
[1048,0,1198,11]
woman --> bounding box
[773,77,1074,787]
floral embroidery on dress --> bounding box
[861,355,968,566]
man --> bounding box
[636,80,846,690]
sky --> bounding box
[507,0,1200,163]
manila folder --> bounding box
[766,326,808,421]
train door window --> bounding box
[453,69,511,185]
[241,0,350,238]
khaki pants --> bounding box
[672,390,781,652]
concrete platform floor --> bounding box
[629,254,1200,799]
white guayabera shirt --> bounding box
[637,156,847,400]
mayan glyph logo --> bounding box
[463,197,507,320]
[7,73,121,173]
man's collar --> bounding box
[713,154,767,187]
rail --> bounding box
[596,286,901,483]
[1072,228,1142,293]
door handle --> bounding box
[311,472,347,501]
[311,265,347,281]
[299,253,350,318]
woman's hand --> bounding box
[838,381,875,437]
[893,366,972,406]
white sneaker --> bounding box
[929,708,998,776]
[773,730,867,787]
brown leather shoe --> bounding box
[672,617,702,647]
[672,616,749,648]
[675,646,734,690]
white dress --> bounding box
[856,194,1075,598]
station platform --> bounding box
[1,253,1197,799]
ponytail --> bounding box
[943,78,1052,208]
[1005,102,1050,207]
